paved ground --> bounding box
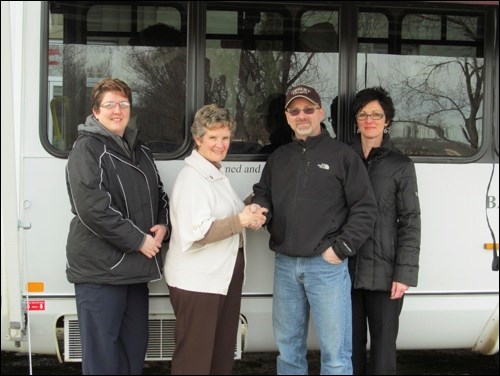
[1,349,498,375]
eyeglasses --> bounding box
[356,112,385,121]
[100,101,131,110]
[287,107,319,116]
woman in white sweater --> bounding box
[165,104,267,375]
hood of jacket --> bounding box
[78,114,138,156]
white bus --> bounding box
[2,0,498,364]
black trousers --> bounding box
[168,249,244,375]
[74,283,149,375]
[352,288,404,375]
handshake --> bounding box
[239,203,268,230]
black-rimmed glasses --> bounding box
[356,112,384,121]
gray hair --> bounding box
[191,104,236,141]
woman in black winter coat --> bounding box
[66,78,170,375]
[350,87,421,375]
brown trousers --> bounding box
[168,249,244,375]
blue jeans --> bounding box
[273,253,352,375]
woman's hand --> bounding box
[391,281,409,300]
[139,234,162,259]
[150,224,168,243]
[239,204,268,230]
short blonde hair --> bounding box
[191,104,236,140]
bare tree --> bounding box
[400,56,483,151]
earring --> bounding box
[356,128,360,134]
[383,127,388,134]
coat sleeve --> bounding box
[331,153,378,259]
[393,161,421,286]
[251,154,274,224]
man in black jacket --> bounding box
[252,85,377,375]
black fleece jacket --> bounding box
[253,130,377,259]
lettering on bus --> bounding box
[486,195,497,209]
[225,164,262,174]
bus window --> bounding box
[48,2,189,154]
[47,2,341,157]
[206,4,339,155]
[357,9,484,157]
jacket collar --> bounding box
[352,133,393,161]
[184,149,226,182]
[293,127,330,149]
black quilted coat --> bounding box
[350,134,421,291]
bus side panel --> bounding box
[415,164,498,293]
[1,0,25,352]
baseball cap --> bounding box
[285,85,321,108]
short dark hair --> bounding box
[91,78,132,112]
[352,87,395,127]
